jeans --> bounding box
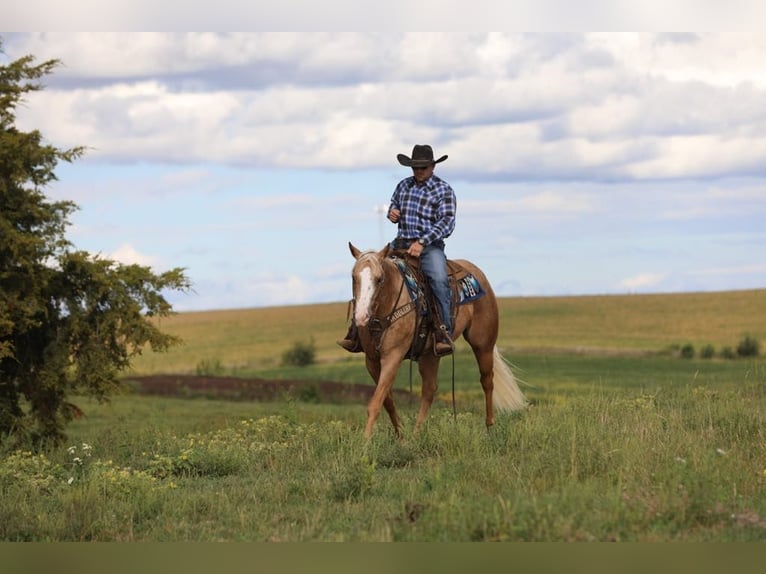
[418,241,452,334]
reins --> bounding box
[449,351,456,421]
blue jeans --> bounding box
[419,241,452,334]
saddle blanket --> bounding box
[457,273,485,304]
[391,257,486,307]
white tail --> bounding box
[491,346,527,412]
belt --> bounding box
[391,237,416,250]
[391,238,444,250]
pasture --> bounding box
[128,288,766,375]
[1,290,765,541]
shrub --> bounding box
[281,339,316,367]
[736,335,760,358]
[699,344,715,359]
[195,358,225,376]
[680,343,695,359]
[298,385,321,403]
[720,346,736,360]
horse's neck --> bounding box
[378,258,407,309]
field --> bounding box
[128,289,766,374]
[1,289,765,541]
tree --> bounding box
[0,39,191,447]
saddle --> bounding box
[387,250,486,359]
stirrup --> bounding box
[337,322,363,353]
[433,325,454,357]
[337,337,363,353]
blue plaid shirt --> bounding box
[389,175,456,246]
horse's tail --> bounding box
[492,346,527,412]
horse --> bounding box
[346,242,527,438]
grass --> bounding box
[2,369,764,541]
[502,289,766,350]
[130,302,349,374]
[2,289,766,541]
[128,289,766,375]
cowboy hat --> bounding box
[397,144,448,168]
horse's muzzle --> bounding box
[355,310,371,327]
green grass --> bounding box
[230,349,766,413]
[2,367,764,541]
[128,289,766,375]
[2,289,766,541]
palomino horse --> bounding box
[346,242,526,438]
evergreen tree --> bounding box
[0,39,191,446]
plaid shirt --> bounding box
[389,175,456,246]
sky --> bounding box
[3,31,766,312]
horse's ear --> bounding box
[349,242,362,259]
[378,243,391,258]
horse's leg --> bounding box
[414,353,440,432]
[383,392,402,439]
[364,354,404,439]
[465,331,497,429]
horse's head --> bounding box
[349,242,390,327]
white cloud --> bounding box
[626,134,766,180]
[249,274,311,306]
[7,2,766,33]
[5,32,766,310]
[10,32,766,182]
[619,272,667,290]
[108,244,163,268]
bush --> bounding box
[699,344,715,359]
[298,385,321,403]
[281,339,316,367]
[195,358,225,376]
[679,343,695,359]
[736,335,760,358]
[720,346,736,360]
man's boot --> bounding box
[433,324,454,357]
[336,322,363,353]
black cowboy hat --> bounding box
[397,144,448,168]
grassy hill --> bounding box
[128,289,766,375]
[5,289,764,542]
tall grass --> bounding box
[3,290,766,541]
[2,364,765,541]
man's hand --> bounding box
[388,208,401,223]
[407,241,424,258]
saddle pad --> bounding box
[392,257,425,302]
[391,257,485,306]
[457,273,485,304]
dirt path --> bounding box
[124,374,414,403]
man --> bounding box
[338,144,456,356]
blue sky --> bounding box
[3,32,766,311]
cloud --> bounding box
[619,272,667,290]
[6,1,766,33]
[7,32,766,183]
[460,190,599,219]
[107,244,163,268]
[5,32,766,310]
[244,273,312,307]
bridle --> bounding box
[352,253,421,352]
